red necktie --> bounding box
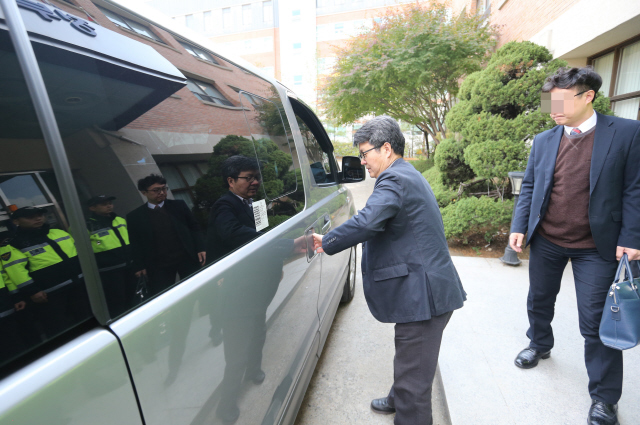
[570,128,582,136]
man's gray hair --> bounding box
[352,115,405,156]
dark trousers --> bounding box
[528,234,622,403]
[387,311,452,425]
[217,314,267,412]
[147,260,200,295]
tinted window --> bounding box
[8,13,303,320]
[0,28,92,368]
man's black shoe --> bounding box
[248,369,265,384]
[587,400,619,425]
[514,347,551,369]
[216,404,240,424]
[371,397,396,414]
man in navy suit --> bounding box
[510,67,640,425]
[127,174,205,294]
[313,116,466,425]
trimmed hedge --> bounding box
[441,196,514,243]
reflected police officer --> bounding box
[86,195,131,316]
[1,207,90,339]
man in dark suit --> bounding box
[127,174,205,294]
[207,155,304,423]
[313,116,466,425]
[510,67,640,425]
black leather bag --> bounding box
[599,253,640,350]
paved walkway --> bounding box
[441,256,640,425]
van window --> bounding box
[291,100,338,185]
[0,29,93,369]
[8,7,305,320]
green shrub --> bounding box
[441,196,514,243]
[409,158,434,173]
[423,167,457,208]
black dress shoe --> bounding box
[514,347,551,369]
[247,369,265,384]
[216,403,240,424]
[371,397,396,414]
[587,400,619,425]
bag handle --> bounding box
[614,253,633,284]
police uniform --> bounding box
[86,196,132,315]
[0,250,27,362]
[3,207,90,338]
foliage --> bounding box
[443,40,614,192]
[193,134,296,214]
[441,196,514,243]
[434,137,475,186]
[423,167,456,208]
[333,141,359,157]
[409,158,434,173]
[320,1,497,145]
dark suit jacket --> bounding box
[206,191,260,264]
[323,158,466,323]
[126,199,204,271]
[206,191,289,316]
[511,112,640,261]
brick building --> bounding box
[18,0,291,211]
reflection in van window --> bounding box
[0,30,93,368]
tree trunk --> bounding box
[423,131,430,159]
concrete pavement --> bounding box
[441,256,640,424]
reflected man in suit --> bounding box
[510,67,640,425]
[127,174,205,295]
[207,156,305,424]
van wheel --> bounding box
[340,246,357,303]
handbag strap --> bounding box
[614,253,633,284]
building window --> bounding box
[203,11,212,32]
[335,0,346,5]
[292,9,301,21]
[157,163,207,209]
[97,6,165,43]
[185,14,195,29]
[186,77,234,106]
[223,8,232,29]
[178,41,220,65]
[334,23,344,34]
[294,75,302,86]
[317,0,329,7]
[263,1,273,23]
[242,4,252,26]
[590,37,640,120]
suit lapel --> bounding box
[228,192,254,223]
[590,112,615,194]
[543,126,563,194]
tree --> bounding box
[319,1,497,152]
[431,41,613,242]
[441,41,613,196]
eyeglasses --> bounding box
[237,175,261,183]
[359,146,377,160]
[146,186,169,194]
[574,90,593,97]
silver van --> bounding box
[0,1,364,424]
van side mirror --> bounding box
[340,156,365,183]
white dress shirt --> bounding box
[564,110,597,136]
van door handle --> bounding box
[321,220,332,234]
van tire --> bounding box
[340,246,357,303]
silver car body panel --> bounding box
[0,329,142,425]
